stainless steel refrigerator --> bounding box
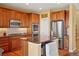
[51,20,64,49]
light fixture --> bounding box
[26,3,29,5]
[39,8,42,10]
[56,3,61,4]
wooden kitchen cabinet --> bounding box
[0,8,10,27]
[56,11,65,20]
[64,36,69,50]
[51,10,66,21]
[21,13,29,27]
[10,10,17,19]
[0,8,3,27]
[9,37,21,51]
[0,7,30,28]
[51,12,57,20]
[3,9,11,28]
[10,10,29,27]
[27,13,39,35]
[0,37,9,52]
[65,11,69,28]
[20,39,28,56]
[31,13,40,24]
[0,7,39,28]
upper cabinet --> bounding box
[0,7,29,28]
[51,10,66,21]
[26,13,40,35]
[51,12,57,20]
[31,13,40,24]
[65,11,69,28]
[0,8,11,28]
[10,10,29,27]
[0,7,40,28]
[21,13,29,27]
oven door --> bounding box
[32,24,38,31]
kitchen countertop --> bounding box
[0,34,31,39]
[0,34,32,38]
[28,36,56,44]
[0,34,57,44]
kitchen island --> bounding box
[28,37,59,56]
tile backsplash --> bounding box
[7,28,27,35]
[0,28,27,36]
[0,28,7,36]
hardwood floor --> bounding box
[59,49,69,56]
[2,49,69,56]
[76,37,79,52]
[3,50,23,56]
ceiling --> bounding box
[0,3,78,13]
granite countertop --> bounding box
[28,36,55,44]
[0,34,57,44]
[0,34,32,38]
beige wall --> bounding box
[0,28,7,36]
[76,12,79,38]
[69,4,77,52]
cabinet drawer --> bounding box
[0,40,8,44]
[0,43,8,47]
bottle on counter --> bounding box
[3,32,6,36]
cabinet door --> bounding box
[21,13,29,27]
[15,11,22,20]
[3,9,11,27]
[10,37,21,51]
[28,13,32,27]
[51,12,57,21]
[10,10,16,19]
[0,8,3,27]
[32,13,39,24]
[31,14,35,24]
[56,11,65,20]
[65,11,69,28]
[12,39,18,50]
[35,14,40,24]
[0,37,9,52]
[0,8,10,27]
[64,36,69,50]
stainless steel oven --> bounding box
[32,24,39,39]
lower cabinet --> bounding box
[20,39,28,56]
[0,37,21,52]
[64,36,69,50]
[0,37,9,52]
[1,46,9,52]
[9,37,21,51]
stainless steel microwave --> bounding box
[10,20,21,28]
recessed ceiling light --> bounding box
[26,3,29,5]
[56,3,61,4]
[39,8,42,10]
